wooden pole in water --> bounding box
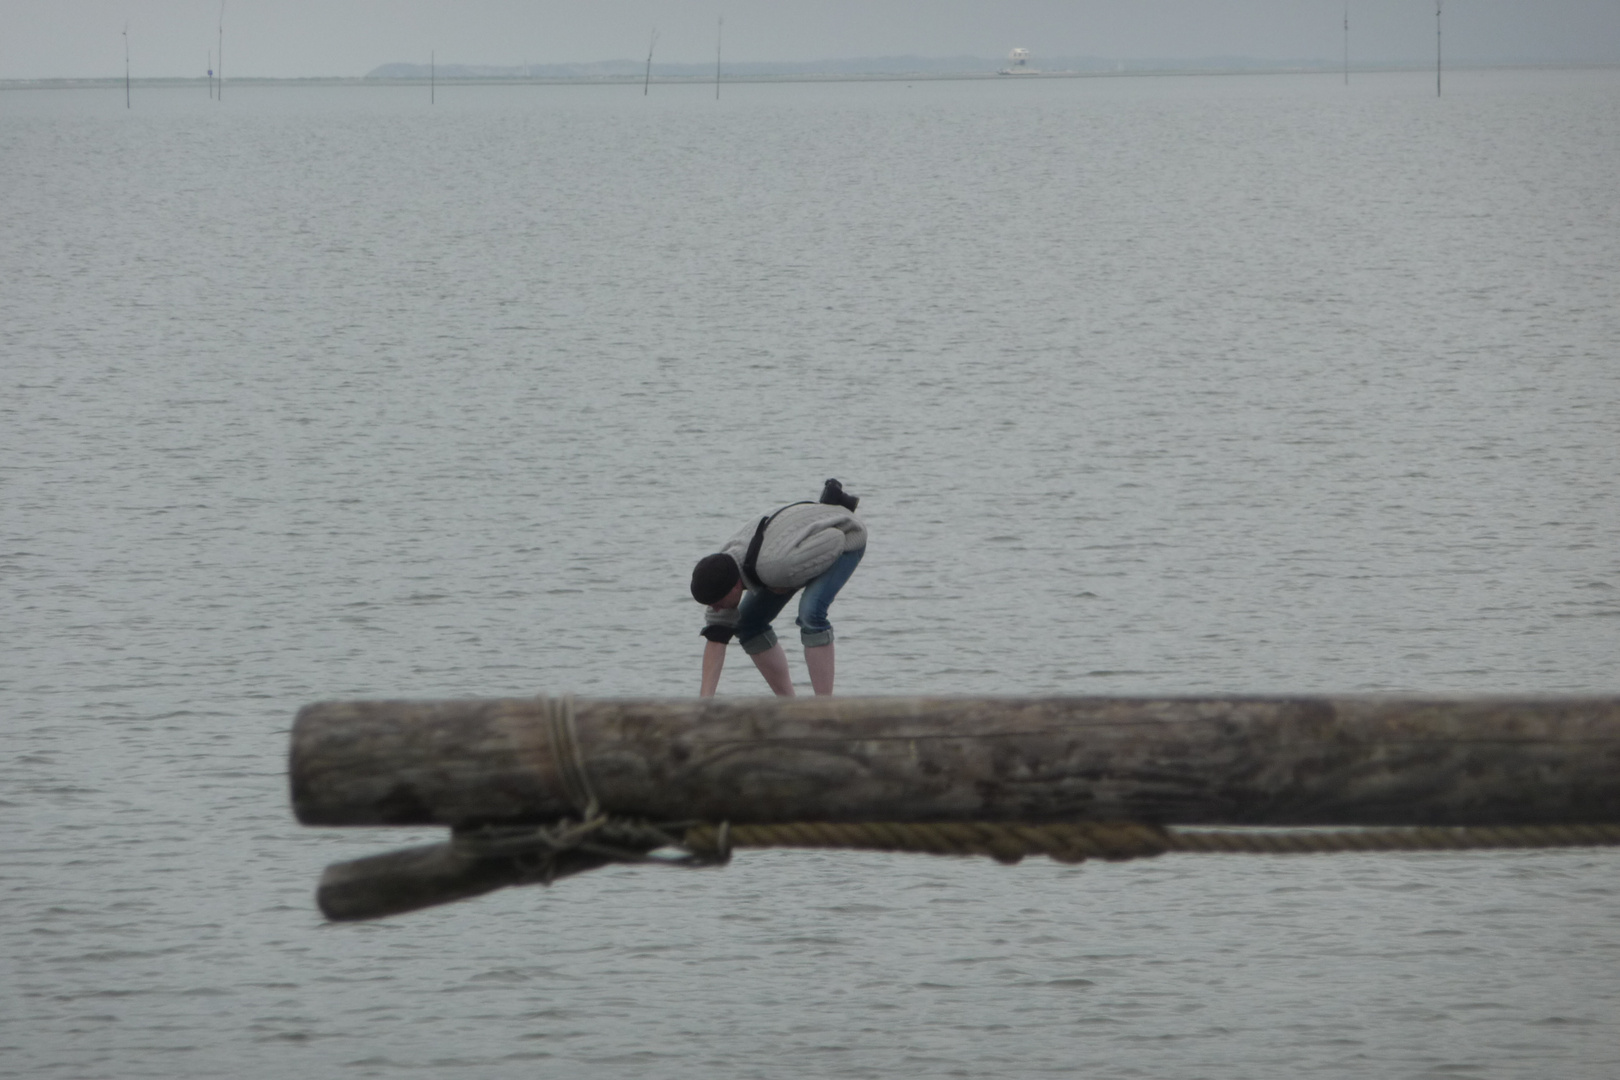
[1343,1,1350,86]
[291,695,1620,830]
[431,50,435,104]
[1436,0,1443,97]
[644,28,657,96]
[123,25,130,109]
[715,14,723,100]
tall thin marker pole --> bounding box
[431,50,435,104]
[1436,0,1442,97]
[1343,1,1349,86]
[644,28,657,96]
[715,15,723,100]
[124,25,130,109]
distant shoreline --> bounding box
[4,62,1612,92]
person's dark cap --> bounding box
[691,553,741,604]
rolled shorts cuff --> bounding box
[739,627,779,656]
[800,627,834,648]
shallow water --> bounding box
[3,69,1618,1078]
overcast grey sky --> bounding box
[4,1,1618,80]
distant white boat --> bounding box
[999,47,1038,75]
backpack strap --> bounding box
[741,501,812,590]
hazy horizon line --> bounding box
[8,53,1611,86]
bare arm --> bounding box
[700,639,727,697]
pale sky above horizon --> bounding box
[3,0,1618,80]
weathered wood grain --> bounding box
[289,695,1620,829]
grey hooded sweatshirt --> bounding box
[723,502,866,590]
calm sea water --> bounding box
[3,68,1618,1078]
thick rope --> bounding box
[541,693,597,817]
[1164,824,1620,854]
[681,821,1620,865]
[452,815,729,885]
[440,818,1620,889]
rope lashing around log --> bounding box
[455,815,733,879]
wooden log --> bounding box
[289,695,1620,830]
[316,841,627,921]
[318,842,529,921]
[317,819,707,921]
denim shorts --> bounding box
[735,546,865,655]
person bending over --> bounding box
[690,479,866,697]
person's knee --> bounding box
[800,627,834,648]
[739,628,779,656]
[797,579,838,629]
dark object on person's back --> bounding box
[820,478,858,511]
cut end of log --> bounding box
[316,843,528,921]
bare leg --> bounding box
[750,642,796,697]
[804,642,835,696]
